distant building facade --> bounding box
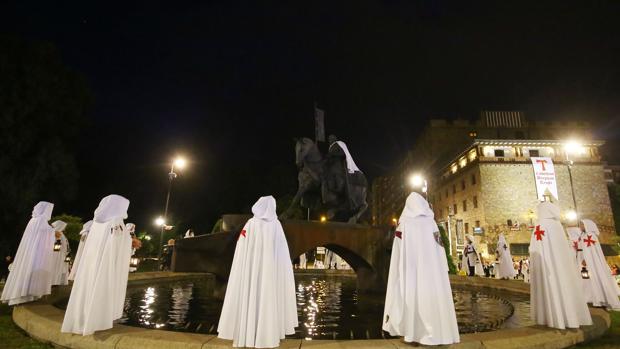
[430,139,614,262]
[371,111,618,261]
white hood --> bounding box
[399,192,434,220]
[537,201,561,220]
[94,195,130,223]
[331,141,361,174]
[251,196,278,221]
[80,220,93,236]
[32,201,54,220]
[52,220,67,232]
[581,219,600,236]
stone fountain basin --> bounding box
[12,272,611,349]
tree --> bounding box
[439,226,457,274]
[51,214,83,254]
[0,35,91,256]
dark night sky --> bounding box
[2,1,620,235]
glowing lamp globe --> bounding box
[174,157,187,170]
[409,174,424,188]
[155,217,165,226]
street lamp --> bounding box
[155,217,165,226]
[408,173,428,199]
[447,208,455,256]
[563,141,583,220]
[566,209,578,222]
[157,156,187,266]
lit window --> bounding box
[469,131,477,138]
[459,157,467,168]
[468,149,477,161]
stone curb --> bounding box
[11,273,611,349]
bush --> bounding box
[439,226,458,274]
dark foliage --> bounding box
[0,35,91,257]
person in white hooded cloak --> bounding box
[217,196,298,348]
[495,234,516,279]
[68,220,93,281]
[1,202,56,305]
[62,194,132,335]
[383,192,460,345]
[529,201,592,329]
[51,220,70,286]
[577,219,620,309]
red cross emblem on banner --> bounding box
[572,240,579,250]
[238,229,246,240]
[583,234,596,247]
[534,225,545,241]
[395,231,402,239]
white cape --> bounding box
[217,196,298,348]
[529,202,592,329]
[62,194,131,335]
[68,220,93,281]
[383,193,459,345]
[1,202,55,305]
[51,233,69,286]
[495,234,516,279]
[331,141,361,173]
[578,220,620,309]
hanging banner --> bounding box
[531,157,559,201]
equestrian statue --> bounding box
[280,135,368,224]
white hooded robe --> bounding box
[383,192,460,345]
[578,219,620,309]
[1,202,55,305]
[51,221,69,286]
[68,220,93,281]
[495,234,517,279]
[217,196,298,348]
[61,194,131,335]
[529,202,592,329]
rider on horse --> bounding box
[324,135,367,213]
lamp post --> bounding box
[447,209,454,256]
[563,141,582,220]
[409,173,428,200]
[157,157,186,265]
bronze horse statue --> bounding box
[280,137,368,223]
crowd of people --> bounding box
[2,192,620,347]
[1,196,142,335]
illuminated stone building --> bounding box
[430,139,614,262]
[371,111,618,261]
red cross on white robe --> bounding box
[395,231,402,239]
[583,234,596,247]
[238,229,246,240]
[534,225,545,241]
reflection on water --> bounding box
[116,275,532,340]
